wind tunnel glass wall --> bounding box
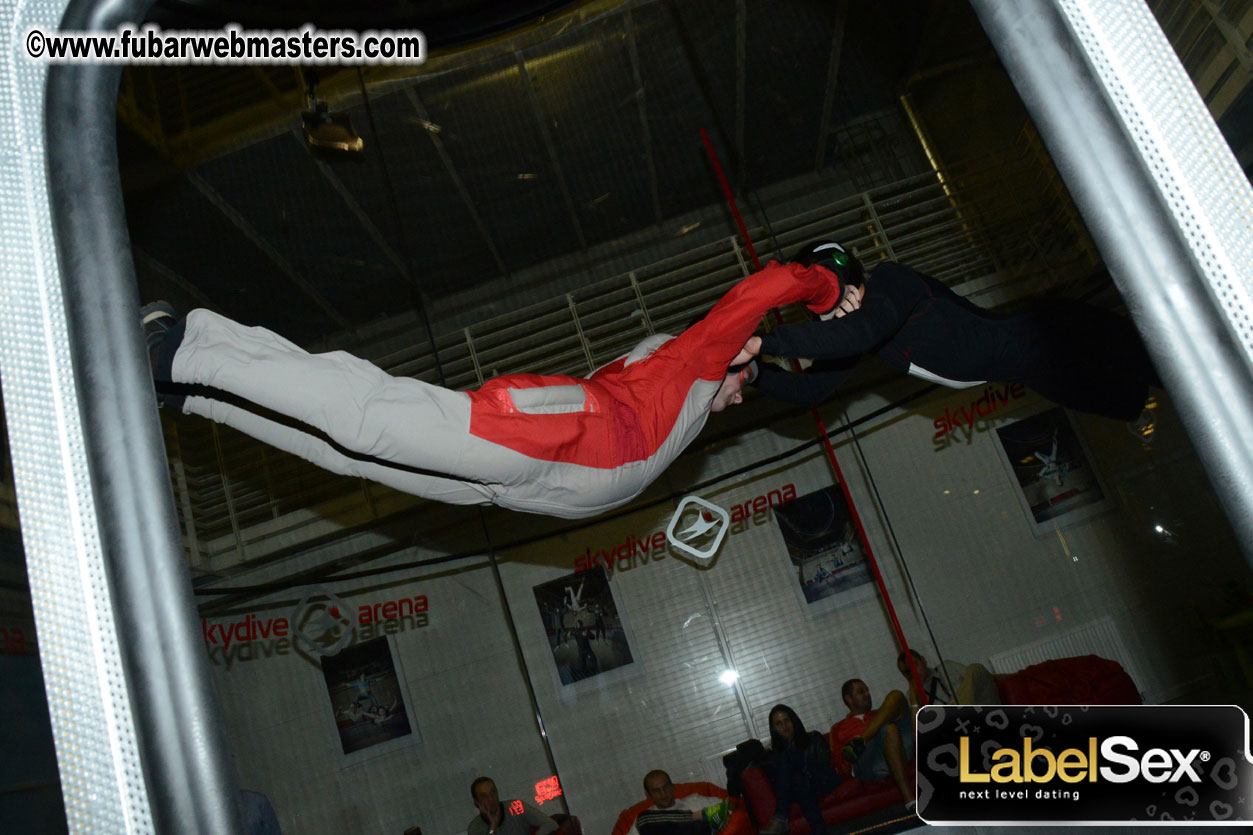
[109,1,1253,834]
[186,370,1252,834]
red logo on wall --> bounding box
[573,483,797,573]
[932,383,1026,439]
[534,776,562,804]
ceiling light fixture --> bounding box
[301,69,363,155]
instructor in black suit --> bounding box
[738,241,1159,425]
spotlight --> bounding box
[303,106,363,153]
[719,669,739,685]
[301,70,363,155]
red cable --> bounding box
[699,128,928,707]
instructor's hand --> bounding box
[733,335,762,366]
[832,284,862,318]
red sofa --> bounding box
[739,655,1139,833]
[739,750,914,835]
[993,654,1141,704]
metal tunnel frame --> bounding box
[972,0,1253,567]
[0,0,1250,830]
[14,0,242,830]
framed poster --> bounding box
[320,636,417,758]
[994,406,1112,534]
[773,484,876,613]
[532,565,634,686]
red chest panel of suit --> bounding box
[466,370,660,469]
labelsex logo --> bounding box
[917,704,1253,824]
[960,736,1206,784]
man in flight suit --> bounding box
[143,260,843,519]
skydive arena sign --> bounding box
[917,705,1253,824]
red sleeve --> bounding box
[611,798,654,835]
[661,261,842,380]
[830,711,873,751]
[829,719,856,776]
[829,717,857,752]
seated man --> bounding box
[143,260,842,520]
[615,770,750,835]
[829,680,915,811]
[467,776,557,835]
[897,648,999,707]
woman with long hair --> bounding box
[761,704,840,835]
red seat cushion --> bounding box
[994,655,1141,705]
[740,763,914,835]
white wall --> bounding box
[204,559,557,835]
[201,381,1247,835]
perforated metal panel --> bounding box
[1062,0,1253,353]
[973,0,1253,564]
[0,1,151,831]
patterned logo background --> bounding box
[917,705,1253,823]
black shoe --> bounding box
[140,301,181,408]
[1127,395,1158,446]
[141,301,175,361]
[842,736,865,764]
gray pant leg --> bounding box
[172,309,473,477]
[181,394,494,506]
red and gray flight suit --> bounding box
[170,261,841,519]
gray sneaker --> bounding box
[141,301,175,365]
[760,818,789,835]
[140,301,180,408]
[1127,408,1155,445]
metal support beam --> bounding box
[971,0,1253,565]
[33,0,245,829]
[187,171,350,330]
[629,271,656,336]
[209,423,247,565]
[515,51,587,249]
[294,129,416,284]
[566,293,596,373]
[164,422,202,567]
[860,193,897,261]
[1201,0,1253,74]
[625,8,664,226]
[815,1,848,172]
[403,87,510,277]
[133,247,217,310]
[735,0,747,191]
[465,327,485,387]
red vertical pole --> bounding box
[699,128,928,706]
